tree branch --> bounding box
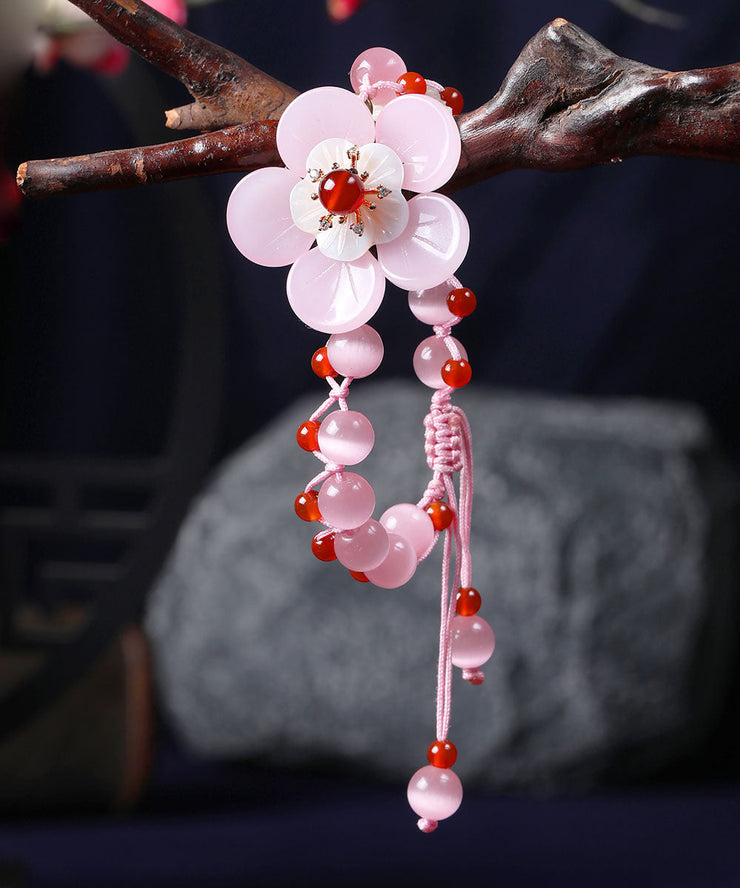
[16,10,740,200]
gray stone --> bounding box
[146,384,738,789]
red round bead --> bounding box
[349,569,369,583]
[440,87,464,115]
[425,500,454,531]
[456,586,482,616]
[318,169,366,215]
[441,359,472,388]
[296,419,321,452]
[295,490,321,522]
[312,347,336,378]
[446,287,477,318]
[311,530,336,561]
[427,739,458,769]
[397,71,427,95]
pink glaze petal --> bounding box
[286,249,385,333]
[277,87,375,174]
[375,94,461,192]
[226,168,314,267]
[376,193,469,290]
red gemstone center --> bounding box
[318,169,365,215]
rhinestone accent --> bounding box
[308,168,322,182]
[377,185,391,199]
[319,215,333,231]
[350,220,364,236]
[310,192,319,200]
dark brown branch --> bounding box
[16,13,740,199]
[17,123,278,197]
[451,18,740,190]
[71,0,297,128]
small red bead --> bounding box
[295,490,321,522]
[427,739,458,769]
[296,419,321,452]
[446,287,477,318]
[311,347,336,378]
[311,530,336,561]
[397,71,427,95]
[467,672,485,686]
[456,586,482,616]
[425,500,454,531]
[349,569,369,583]
[441,359,472,388]
[318,169,365,215]
[440,87,464,115]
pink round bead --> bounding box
[318,410,374,466]
[413,336,468,389]
[335,519,390,571]
[318,472,375,530]
[450,615,496,669]
[364,533,417,589]
[379,503,435,559]
[326,325,384,379]
[349,47,406,108]
[407,765,463,821]
[408,282,458,326]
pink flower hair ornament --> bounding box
[226,48,494,834]
[226,47,467,333]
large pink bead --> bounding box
[408,281,458,326]
[318,472,375,530]
[376,194,470,291]
[287,249,385,334]
[326,325,384,378]
[380,503,435,559]
[407,765,463,821]
[374,94,461,192]
[451,615,496,669]
[335,519,389,571]
[365,533,417,589]
[413,336,468,388]
[349,47,406,108]
[318,410,374,465]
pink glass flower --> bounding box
[227,51,468,334]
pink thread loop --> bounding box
[424,397,463,475]
[417,818,438,833]
[358,74,404,104]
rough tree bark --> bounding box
[15,1,740,199]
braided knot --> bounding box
[424,403,463,475]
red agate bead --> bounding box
[440,87,464,115]
[311,347,336,378]
[441,359,472,388]
[349,569,370,582]
[446,287,476,318]
[397,72,427,95]
[296,419,320,451]
[318,169,365,215]
[427,739,458,769]
[311,530,337,561]
[456,586,481,616]
[295,490,321,522]
[425,500,454,531]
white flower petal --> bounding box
[316,216,372,262]
[356,142,404,192]
[289,178,323,233]
[363,191,409,246]
[305,138,355,177]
